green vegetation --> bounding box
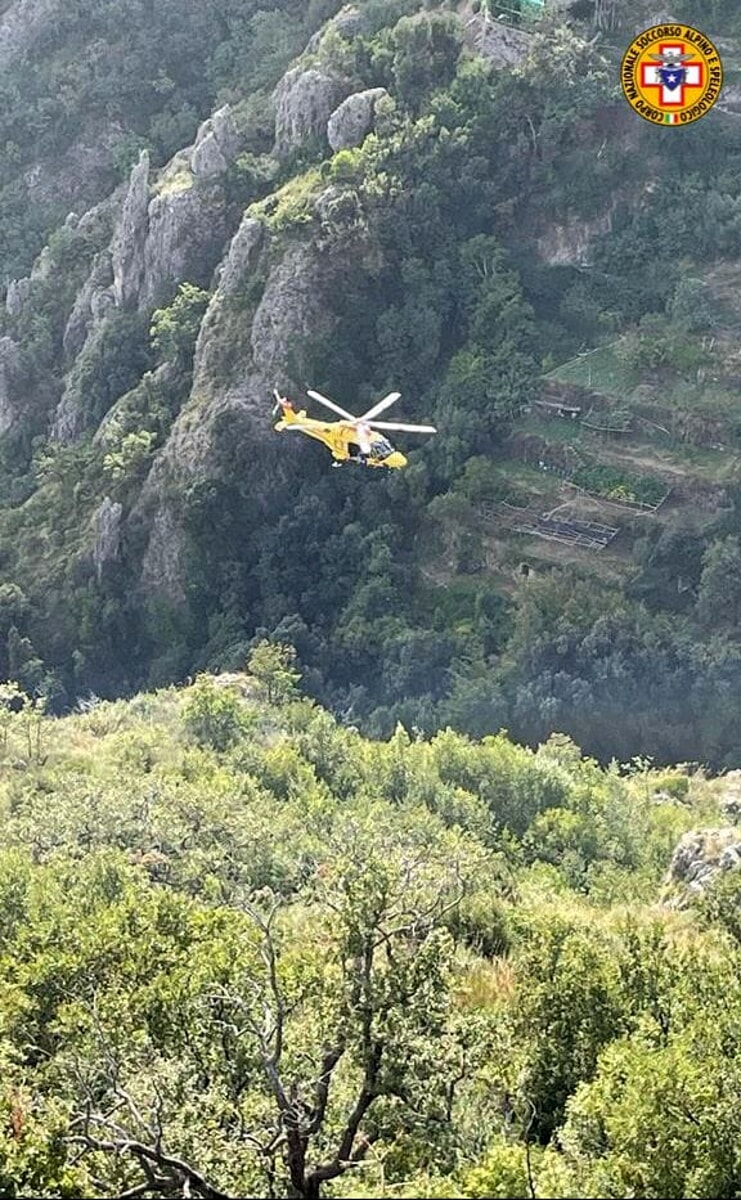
[5,5,741,1195]
[0,673,736,1198]
[0,0,347,279]
[570,463,667,507]
[4,0,741,770]
[545,344,636,395]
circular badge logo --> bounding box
[621,24,723,126]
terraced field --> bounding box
[423,256,741,601]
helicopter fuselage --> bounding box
[275,406,407,469]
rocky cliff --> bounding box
[0,0,732,725]
[1,3,414,606]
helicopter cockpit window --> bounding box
[370,437,393,460]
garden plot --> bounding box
[488,501,619,552]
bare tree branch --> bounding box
[69,1124,232,1200]
[115,1183,152,1199]
[306,1042,345,1136]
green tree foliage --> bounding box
[560,1015,741,1198]
[514,914,626,1141]
[697,536,741,632]
[0,677,732,1197]
[181,673,250,750]
[669,277,715,332]
[1,0,741,1189]
[102,430,156,485]
[3,0,741,772]
[247,640,302,705]
[150,282,210,372]
[391,13,463,113]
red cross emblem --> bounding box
[640,42,704,107]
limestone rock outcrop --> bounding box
[0,337,21,437]
[5,278,31,317]
[273,66,348,156]
[192,216,266,392]
[536,210,614,267]
[463,13,531,66]
[666,828,741,903]
[136,236,338,599]
[112,151,151,308]
[110,149,231,313]
[327,87,388,151]
[141,182,226,308]
[91,496,123,581]
[63,251,116,360]
[190,106,243,179]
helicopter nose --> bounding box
[386,451,407,469]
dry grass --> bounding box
[456,956,517,1010]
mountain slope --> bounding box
[2,0,741,764]
[0,671,738,1198]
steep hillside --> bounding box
[2,0,741,764]
[1,670,741,1197]
[0,0,340,277]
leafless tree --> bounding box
[67,868,468,1200]
[68,1089,231,1199]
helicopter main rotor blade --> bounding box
[356,392,402,422]
[306,389,357,422]
[369,420,437,434]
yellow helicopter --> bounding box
[272,388,437,469]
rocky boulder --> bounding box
[30,243,54,283]
[536,209,614,267]
[210,671,255,697]
[273,66,347,156]
[141,183,226,308]
[190,105,242,179]
[307,4,363,51]
[62,249,115,360]
[112,151,151,308]
[140,504,188,602]
[666,828,741,903]
[192,216,266,392]
[5,277,31,317]
[327,87,388,151]
[719,771,741,825]
[191,133,228,180]
[0,337,21,436]
[217,216,265,296]
[250,242,334,378]
[463,13,531,66]
[91,496,123,581]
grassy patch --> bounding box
[493,460,567,501]
[546,343,636,397]
[154,161,195,197]
[513,413,587,446]
[670,443,741,481]
[248,167,324,231]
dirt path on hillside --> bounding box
[588,440,739,484]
